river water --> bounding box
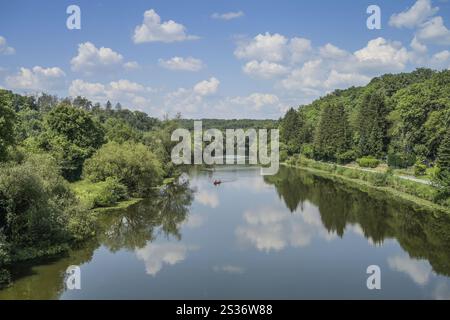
[1,165,450,299]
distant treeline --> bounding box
[176,118,278,131]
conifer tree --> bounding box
[280,108,305,154]
[357,90,388,158]
[314,102,350,161]
[435,128,450,201]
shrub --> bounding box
[83,142,164,197]
[72,178,128,209]
[0,154,94,253]
[387,152,415,169]
[279,149,289,163]
[368,172,388,186]
[337,150,356,164]
[414,162,427,176]
[342,168,360,179]
[357,156,380,168]
[301,144,314,159]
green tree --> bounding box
[105,100,112,112]
[0,94,16,161]
[313,102,351,161]
[357,90,388,158]
[39,104,104,180]
[435,129,450,202]
[0,153,93,250]
[280,108,305,155]
[83,141,164,197]
[103,118,142,144]
[73,96,92,111]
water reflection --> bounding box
[1,165,450,299]
[265,166,450,277]
[98,180,194,251]
[236,205,337,252]
[136,242,195,276]
[0,180,194,299]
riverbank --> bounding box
[283,156,450,215]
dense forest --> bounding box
[279,68,450,206]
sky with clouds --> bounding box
[1,0,450,119]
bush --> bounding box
[368,172,388,186]
[357,156,380,168]
[279,149,289,163]
[337,150,356,164]
[414,161,427,176]
[72,178,128,209]
[301,144,314,159]
[0,154,94,255]
[387,152,416,169]
[83,142,164,197]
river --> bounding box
[1,165,450,299]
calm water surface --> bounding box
[1,166,450,299]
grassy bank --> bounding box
[71,179,140,210]
[284,156,450,215]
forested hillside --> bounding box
[279,68,450,205]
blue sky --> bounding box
[1,0,450,119]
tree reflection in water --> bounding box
[0,179,194,299]
[98,179,194,251]
[264,166,450,277]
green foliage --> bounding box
[103,118,142,144]
[357,156,380,168]
[301,143,314,159]
[280,108,306,155]
[83,142,164,197]
[0,93,16,161]
[37,104,105,180]
[414,161,427,177]
[337,150,356,164]
[0,154,95,256]
[434,129,450,202]
[45,104,104,149]
[387,151,416,168]
[71,178,128,209]
[313,102,351,161]
[357,90,388,158]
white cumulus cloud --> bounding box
[389,0,439,28]
[193,77,220,96]
[71,42,136,74]
[416,16,450,45]
[69,79,151,110]
[6,66,65,91]
[159,56,204,71]
[0,36,15,55]
[235,32,288,62]
[211,11,244,20]
[243,60,288,79]
[133,9,198,43]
